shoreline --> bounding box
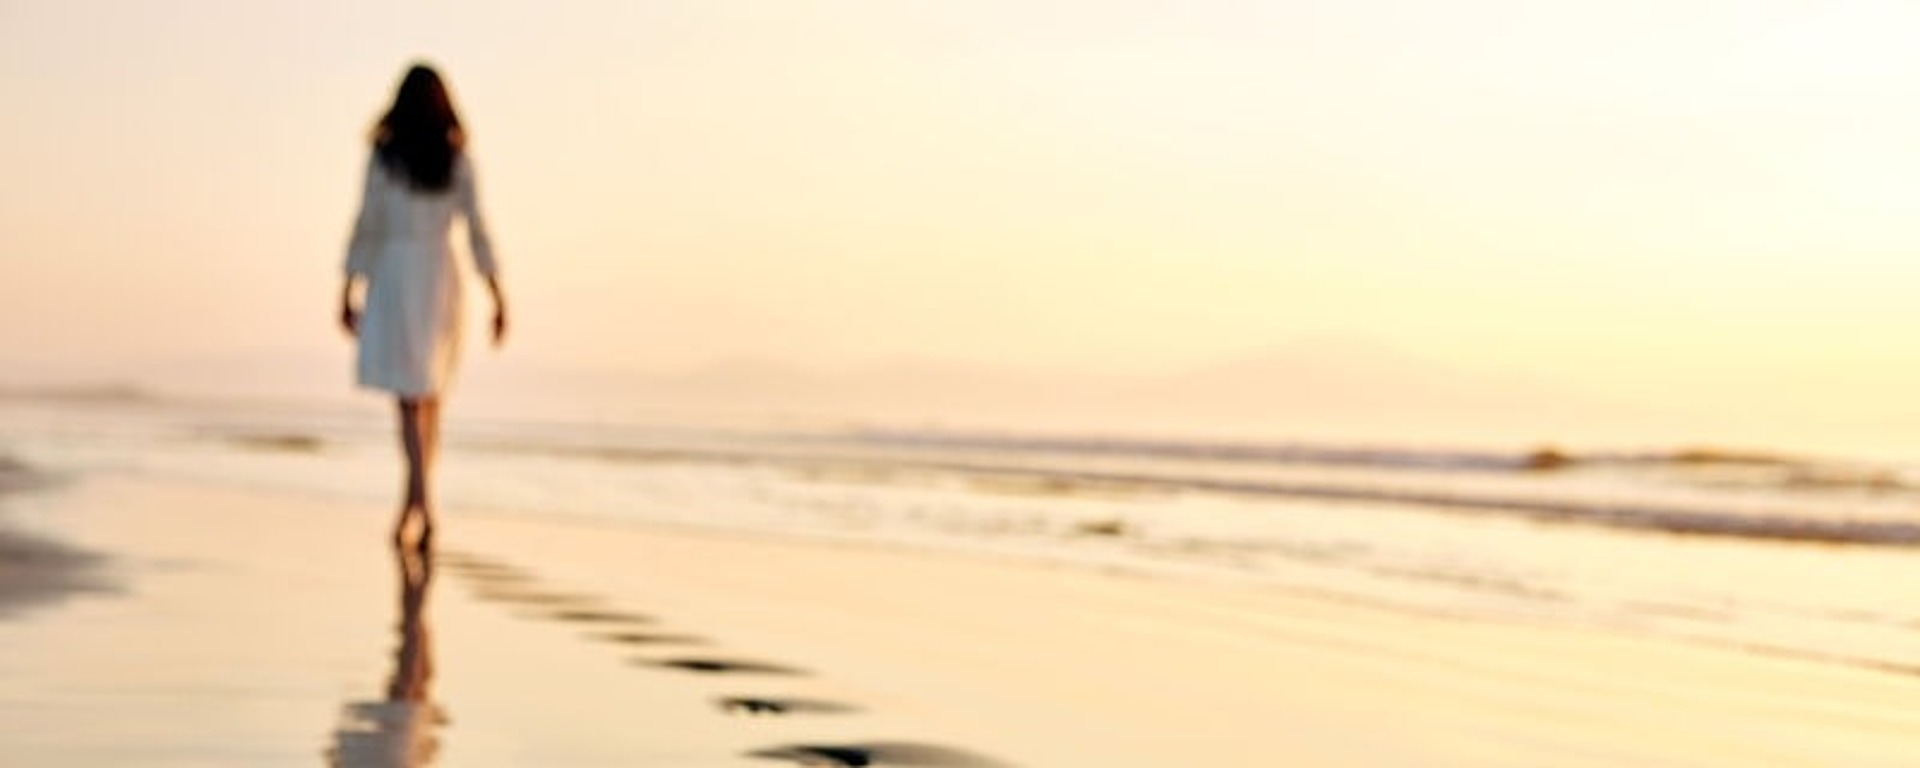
[11,393,1920,686]
[3,472,1918,765]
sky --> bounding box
[6,1,1920,450]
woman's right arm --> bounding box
[341,154,384,337]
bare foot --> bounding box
[415,518,435,552]
[392,506,420,549]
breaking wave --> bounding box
[460,428,1920,548]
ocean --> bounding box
[4,390,1918,680]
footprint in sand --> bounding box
[467,587,603,607]
[435,553,530,579]
[718,696,858,717]
[437,554,656,626]
[448,568,533,584]
[748,742,1004,767]
[646,657,809,676]
[439,552,997,765]
[547,608,655,624]
[597,631,708,646]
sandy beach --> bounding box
[0,471,1915,767]
[19,1,1920,764]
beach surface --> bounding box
[3,474,1920,767]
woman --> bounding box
[340,64,506,549]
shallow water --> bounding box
[5,394,1919,680]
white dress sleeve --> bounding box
[457,155,499,278]
[344,154,386,278]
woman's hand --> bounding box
[485,274,508,347]
[339,278,360,338]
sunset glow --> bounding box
[7,1,1920,453]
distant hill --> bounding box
[64,338,1674,444]
[460,339,1667,443]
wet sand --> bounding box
[3,476,1919,766]
[0,524,105,620]
[0,467,107,620]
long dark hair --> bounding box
[372,64,465,193]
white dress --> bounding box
[344,152,497,397]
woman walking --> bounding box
[340,63,506,549]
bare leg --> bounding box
[395,398,429,547]
[421,398,442,470]
[416,397,441,549]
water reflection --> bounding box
[326,547,446,766]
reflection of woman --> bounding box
[326,548,444,767]
[388,548,436,705]
[340,63,506,548]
